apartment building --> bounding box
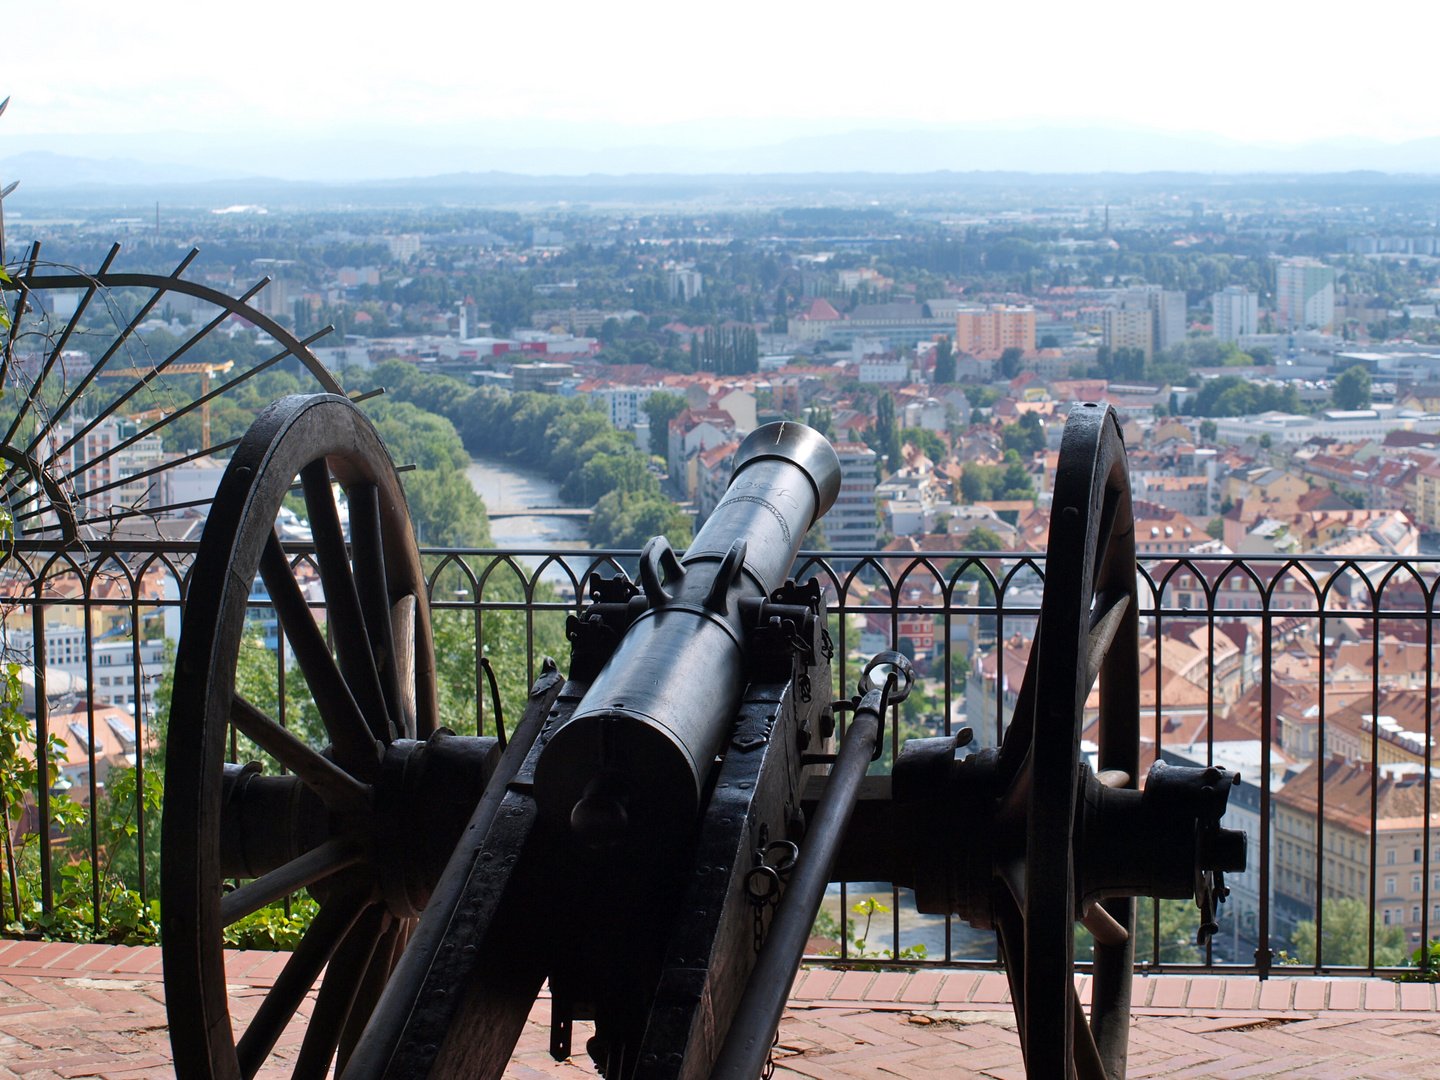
[1375,815,1440,951]
[1277,259,1336,331]
[41,416,165,519]
[1213,286,1259,342]
[955,305,1036,354]
[1101,286,1187,361]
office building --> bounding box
[827,442,879,550]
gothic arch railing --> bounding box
[2,541,1438,979]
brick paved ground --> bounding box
[2,940,1438,1079]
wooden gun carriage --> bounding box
[161,395,1246,1080]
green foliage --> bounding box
[1158,336,1246,370]
[961,526,1005,552]
[901,427,945,463]
[1401,939,1440,980]
[348,360,688,523]
[968,387,1000,410]
[1191,376,1301,418]
[933,335,955,384]
[694,324,759,375]
[3,745,165,943]
[1199,418,1218,440]
[1096,345,1146,381]
[1333,364,1373,410]
[642,391,688,436]
[588,489,694,549]
[806,405,835,440]
[1001,412,1046,455]
[403,468,492,547]
[361,399,471,472]
[999,346,1025,378]
[810,897,926,961]
[959,461,1035,503]
[224,895,319,950]
[1291,898,1407,967]
[872,393,902,472]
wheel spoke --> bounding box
[994,889,1028,1059]
[1080,903,1129,946]
[349,482,408,738]
[221,834,368,926]
[1084,591,1130,697]
[230,694,371,812]
[235,884,371,1080]
[336,917,404,1075]
[391,594,418,737]
[1091,482,1123,585]
[996,631,1039,784]
[1089,896,1135,1079]
[1071,983,1108,1080]
[302,461,393,742]
[291,904,387,1080]
[259,531,380,781]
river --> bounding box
[465,455,591,591]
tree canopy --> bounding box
[1332,364,1372,410]
[1191,376,1301,418]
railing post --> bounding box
[32,597,52,914]
[1257,605,1273,979]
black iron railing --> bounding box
[1,540,1436,978]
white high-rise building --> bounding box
[1276,259,1335,331]
[827,442,878,550]
[667,269,703,302]
[1153,289,1187,352]
[1212,286,1259,342]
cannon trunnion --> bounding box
[163,399,1246,1080]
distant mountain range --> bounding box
[4,121,1440,208]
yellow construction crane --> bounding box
[98,361,234,449]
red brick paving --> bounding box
[1,942,1437,1079]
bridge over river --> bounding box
[485,505,594,519]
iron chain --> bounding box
[744,840,799,1075]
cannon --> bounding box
[161,393,1246,1080]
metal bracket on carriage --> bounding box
[740,577,827,689]
[565,572,649,681]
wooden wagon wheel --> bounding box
[162,393,455,1080]
[994,402,1140,1080]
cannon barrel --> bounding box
[533,421,841,849]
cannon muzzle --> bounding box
[533,421,841,850]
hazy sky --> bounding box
[4,0,1435,145]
